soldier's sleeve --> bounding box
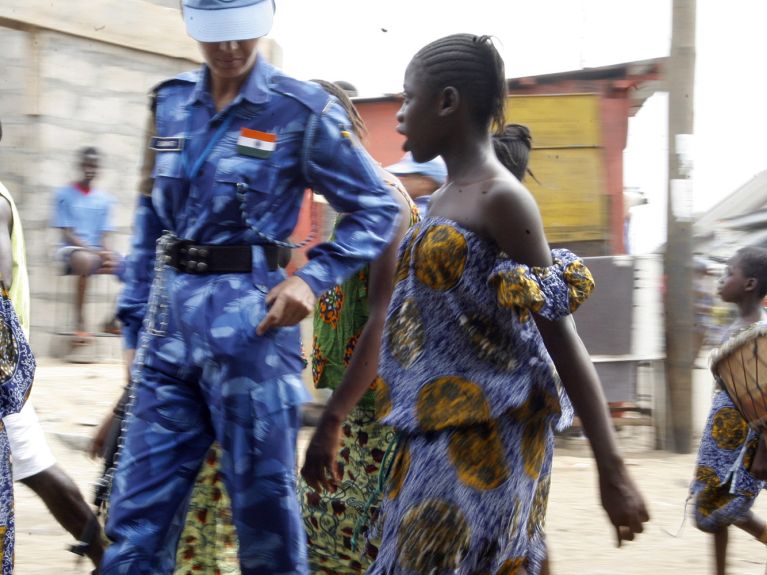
[116,93,164,350]
[294,99,400,296]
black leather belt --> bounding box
[162,238,289,273]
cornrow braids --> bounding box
[492,123,532,181]
[413,33,507,134]
[311,79,368,141]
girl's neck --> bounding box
[736,299,766,326]
[441,131,497,185]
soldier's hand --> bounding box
[256,276,315,335]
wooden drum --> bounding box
[711,324,767,432]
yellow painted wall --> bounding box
[506,94,608,243]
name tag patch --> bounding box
[237,128,277,159]
[150,137,185,152]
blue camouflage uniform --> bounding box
[101,57,399,574]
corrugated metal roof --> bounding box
[694,170,767,239]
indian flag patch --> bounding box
[237,128,277,159]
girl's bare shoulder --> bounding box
[481,176,550,266]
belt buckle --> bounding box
[162,237,195,272]
[183,245,210,273]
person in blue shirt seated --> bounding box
[51,147,122,338]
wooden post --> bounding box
[664,0,697,453]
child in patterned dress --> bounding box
[691,246,767,575]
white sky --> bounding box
[269,0,767,253]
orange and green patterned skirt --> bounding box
[297,404,395,574]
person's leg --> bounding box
[714,527,728,575]
[75,275,88,333]
[216,400,306,575]
[101,359,213,575]
[21,465,103,566]
[183,272,309,574]
[734,510,767,542]
[2,403,101,563]
[67,249,101,333]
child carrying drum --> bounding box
[691,246,767,575]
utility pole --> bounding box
[664,0,697,453]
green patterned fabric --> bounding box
[311,240,374,409]
[311,181,419,410]
[302,178,419,572]
[175,444,240,574]
[298,404,396,574]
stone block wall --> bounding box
[0,2,282,358]
[10,30,196,356]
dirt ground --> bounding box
[13,359,767,575]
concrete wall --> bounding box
[0,0,280,357]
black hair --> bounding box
[734,246,767,298]
[412,33,507,134]
[492,123,532,181]
[311,79,368,141]
[79,146,100,162]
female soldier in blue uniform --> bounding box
[100,1,400,573]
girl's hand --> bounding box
[301,416,343,493]
[598,460,650,547]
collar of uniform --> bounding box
[186,56,273,108]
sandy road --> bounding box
[13,359,767,574]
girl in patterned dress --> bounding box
[366,34,649,575]
[297,80,419,574]
[691,246,767,575]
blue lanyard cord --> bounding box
[182,113,234,181]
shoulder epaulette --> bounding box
[147,70,200,112]
[151,70,201,96]
[270,74,332,115]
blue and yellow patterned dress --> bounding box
[691,319,767,532]
[0,182,34,574]
[370,216,594,575]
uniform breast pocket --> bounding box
[213,156,279,219]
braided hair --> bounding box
[311,79,368,141]
[492,124,532,181]
[412,34,507,134]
